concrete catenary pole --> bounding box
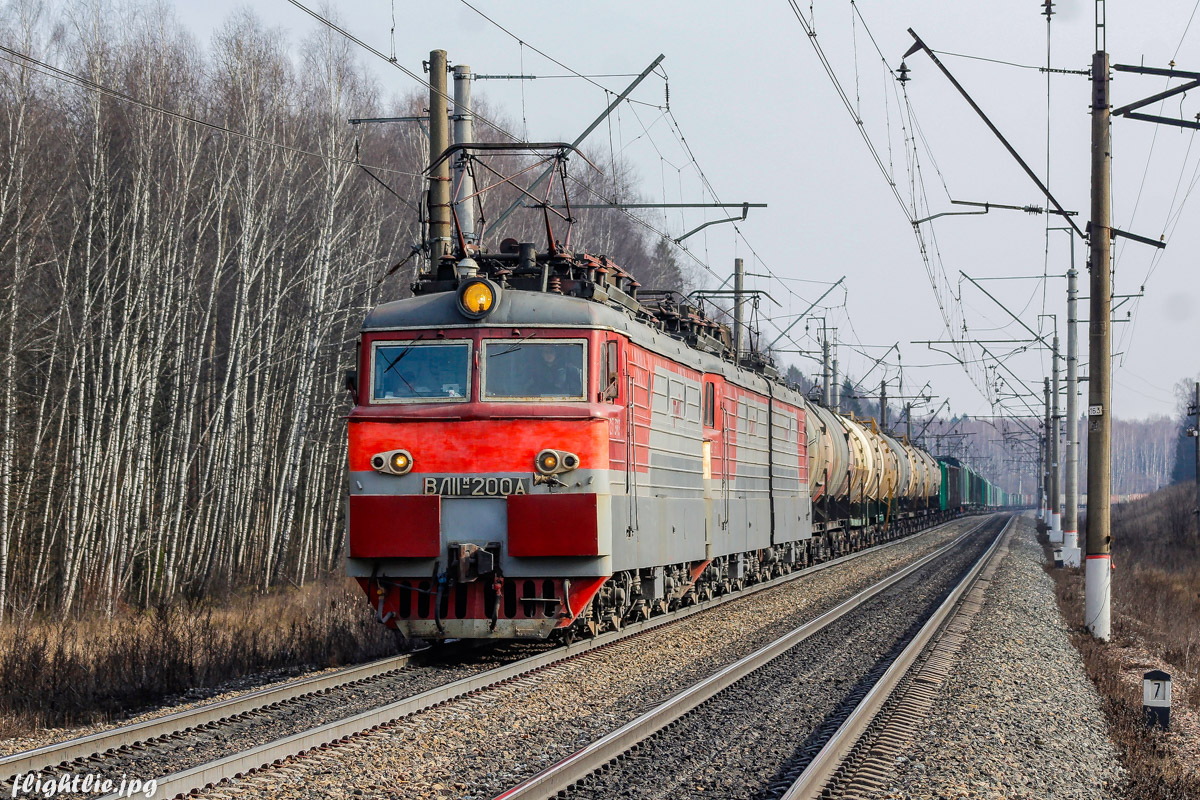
[1193,382,1199,515]
[452,64,476,243]
[1044,378,1052,527]
[1051,334,1063,543]
[1037,435,1046,524]
[832,356,841,413]
[880,379,888,431]
[733,257,745,359]
[821,335,831,406]
[427,50,452,263]
[1085,46,1113,641]
[1063,262,1081,566]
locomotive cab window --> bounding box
[599,340,619,402]
[703,381,716,427]
[483,340,586,400]
[370,341,470,403]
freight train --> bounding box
[344,234,1011,641]
[937,456,1010,512]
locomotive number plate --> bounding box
[423,476,530,497]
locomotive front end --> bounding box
[346,287,621,640]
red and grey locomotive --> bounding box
[345,220,952,641]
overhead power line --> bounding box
[784,0,912,221]
[285,0,524,147]
[0,45,424,179]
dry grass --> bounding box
[1047,483,1200,800]
[0,579,396,738]
[1110,484,1200,686]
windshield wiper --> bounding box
[490,332,537,356]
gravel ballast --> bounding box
[188,518,982,800]
[884,515,1122,800]
[561,517,1002,800]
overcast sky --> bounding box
[174,0,1200,422]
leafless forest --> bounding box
[822,386,1180,499]
[0,1,684,622]
[953,414,1182,497]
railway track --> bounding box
[784,514,1016,800]
[0,514,983,800]
[493,513,1013,800]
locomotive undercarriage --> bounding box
[371,504,959,644]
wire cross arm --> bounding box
[517,202,769,245]
[1112,63,1200,131]
[689,288,782,307]
[912,199,1077,226]
[348,115,445,125]
[675,203,761,243]
[902,29,1085,240]
[1110,227,1166,249]
[425,142,599,174]
[527,203,768,210]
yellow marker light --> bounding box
[461,282,493,313]
[538,452,558,472]
[460,281,494,311]
[390,452,411,473]
[457,278,500,320]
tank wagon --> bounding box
[342,225,1021,641]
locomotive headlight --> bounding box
[390,451,412,474]
[371,449,414,476]
[536,449,579,475]
[457,278,500,320]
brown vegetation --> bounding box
[1047,483,1200,800]
[1109,483,1200,683]
[0,579,394,738]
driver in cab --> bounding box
[527,346,582,398]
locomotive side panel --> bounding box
[768,391,812,543]
[609,349,710,572]
[731,390,774,553]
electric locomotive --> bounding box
[344,228,966,641]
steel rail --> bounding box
[490,514,1003,800]
[0,648,431,781]
[781,513,1016,800]
[37,513,972,800]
